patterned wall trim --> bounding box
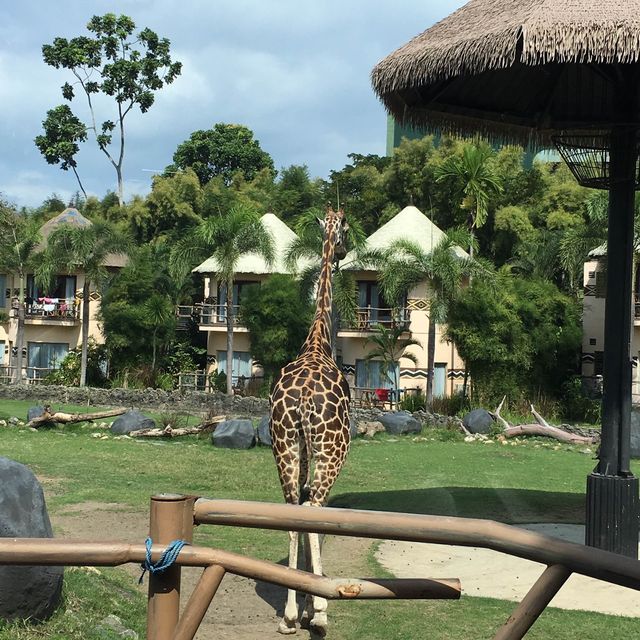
[406,298,428,311]
[399,368,429,379]
[447,369,465,379]
[581,353,595,363]
[341,364,355,375]
[583,284,596,296]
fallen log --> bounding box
[491,397,598,445]
[128,415,226,438]
[27,407,127,429]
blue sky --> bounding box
[0,1,465,208]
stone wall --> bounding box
[0,384,269,417]
[0,384,462,427]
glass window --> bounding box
[434,364,447,398]
[355,359,397,389]
[27,342,69,376]
[27,275,76,301]
[216,350,252,380]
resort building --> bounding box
[191,207,466,401]
[0,207,125,381]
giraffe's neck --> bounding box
[300,232,335,358]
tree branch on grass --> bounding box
[27,407,127,428]
[490,396,598,445]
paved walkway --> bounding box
[376,523,640,617]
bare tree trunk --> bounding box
[426,313,436,407]
[71,165,88,201]
[80,280,90,387]
[27,407,127,428]
[491,397,598,445]
[226,278,234,397]
[13,274,26,384]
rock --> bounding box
[631,409,640,458]
[256,415,272,447]
[462,409,494,435]
[212,419,256,449]
[379,411,422,435]
[349,417,358,440]
[110,410,155,435]
[357,421,385,438]
[27,406,46,422]
[0,457,63,622]
[8,416,19,425]
[96,614,138,639]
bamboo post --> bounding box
[146,494,194,640]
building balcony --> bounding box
[338,307,411,335]
[23,298,80,326]
[177,303,247,331]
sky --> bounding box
[0,1,465,209]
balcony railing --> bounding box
[197,303,243,327]
[0,365,56,384]
[25,298,79,320]
[341,307,411,332]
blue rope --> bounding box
[138,537,189,584]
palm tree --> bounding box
[375,229,493,406]
[169,205,274,396]
[363,324,420,409]
[434,144,503,258]
[36,221,130,387]
[145,293,175,372]
[0,206,41,383]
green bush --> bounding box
[400,389,426,412]
[560,376,601,424]
[45,341,107,387]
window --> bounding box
[216,350,252,381]
[27,274,76,301]
[27,342,69,377]
[594,351,604,376]
[355,359,397,389]
[589,338,597,346]
[217,281,259,320]
[595,272,607,298]
[434,364,447,398]
[357,281,396,324]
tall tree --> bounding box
[239,274,313,382]
[0,204,41,383]
[35,105,88,199]
[169,123,275,186]
[169,205,275,395]
[374,229,491,406]
[39,13,182,205]
[36,221,131,386]
[434,144,503,257]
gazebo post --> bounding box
[586,79,640,557]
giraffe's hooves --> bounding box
[309,613,328,638]
[278,618,298,635]
[299,609,311,630]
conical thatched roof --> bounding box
[193,213,308,276]
[38,207,127,268]
[371,0,640,143]
[343,205,468,269]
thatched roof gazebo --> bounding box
[372,0,640,559]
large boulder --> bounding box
[379,411,422,435]
[256,415,272,447]
[27,406,46,422]
[463,409,494,435]
[0,457,63,622]
[631,409,640,459]
[110,410,155,435]
[212,419,256,449]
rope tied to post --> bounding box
[138,537,189,584]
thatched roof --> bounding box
[193,213,308,276]
[371,0,640,143]
[39,207,127,269]
[343,205,468,269]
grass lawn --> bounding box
[0,398,637,639]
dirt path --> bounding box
[51,501,371,640]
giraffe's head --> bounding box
[317,206,349,260]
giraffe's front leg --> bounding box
[278,530,299,634]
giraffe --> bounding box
[269,206,351,636]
